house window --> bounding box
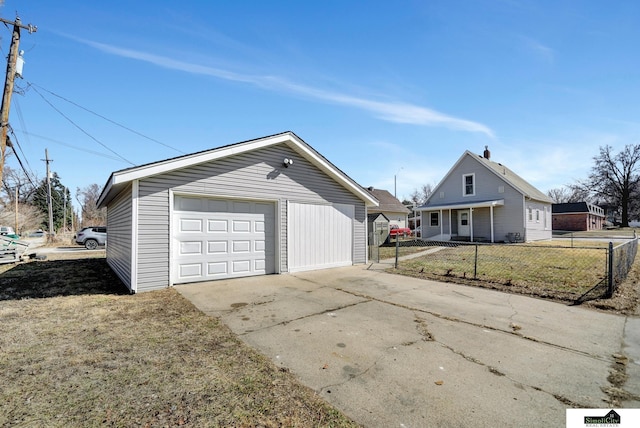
[528,207,533,221]
[430,212,439,227]
[460,212,469,225]
[498,185,504,194]
[463,174,475,196]
[536,210,540,222]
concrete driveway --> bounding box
[176,265,639,427]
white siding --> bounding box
[525,200,553,241]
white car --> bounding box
[75,226,107,250]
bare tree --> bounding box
[576,144,640,227]
[547,187,571,203]
[409,183,434,206]
[76,184,106,226]
[547,186,590,204]
[0,202,43,234]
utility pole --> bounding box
[0,16,37,187]
[43,149,54,242]
[63,186,66,233]
[14,186,18,233]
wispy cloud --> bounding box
[521,36,554,63]
[75,37,495,138]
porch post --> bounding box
[470,208,474,241]
[490,205,495,243]
[448,210,452,236]
[440,209,443,237]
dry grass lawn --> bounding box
[0,251,358,427]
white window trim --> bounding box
[463,173,475,197]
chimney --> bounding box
[483,145,491,160]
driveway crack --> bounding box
[335,286,611,363]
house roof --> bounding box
[421,150,553,208]
[365,188,410,214]
[472,152,552,203]
[367,212,389,222]
[97,131,379,208]
[552,202,605,216]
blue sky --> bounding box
[2,0,640,207]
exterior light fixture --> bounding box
[283,158,294,167]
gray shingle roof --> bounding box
[473,153,553,203]
[365,188,410,214]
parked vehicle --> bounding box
[0,226,15,236]
[75,226,107,250]
[389,224,411,238]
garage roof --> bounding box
[97,131,379,208]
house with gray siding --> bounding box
[415,147,553,243]
[97,132,378,293]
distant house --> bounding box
[415,147,553,242]
[365,187,410,228]
[552,202,605,231]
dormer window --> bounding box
[463,173,475,196]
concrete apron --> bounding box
[176,265,632,427]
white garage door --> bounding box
[173,196,276,283]
[288,202,354,272]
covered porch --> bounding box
[418,199,505,243]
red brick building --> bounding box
[552,202,605,231]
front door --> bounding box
[458,210,470,237]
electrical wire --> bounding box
[9,100,36,172]
[30,85,135,166]
[8,127,36,187]
[14,129,129,162]
[28,82,185,155]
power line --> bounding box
[14,129,128,162]
[30,85,135,166]
[7,127,36,187]
[10,99,35,171]
[28,82,185,155]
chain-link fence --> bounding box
[608,238,639,297]
[373,236,638,303]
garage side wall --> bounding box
[105,183,133,291]
[135,145,366,291]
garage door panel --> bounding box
[173,196,275,284]
[207,262,227,275]
[208,241,227,254]
[233,220,251,232]
[180,218,203,232]
[179,241,202,255]
[179,263,202,278]
[208,219,228,232]
[289,202,353,273]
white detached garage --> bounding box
[97,132,378,293]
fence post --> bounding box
[608,241,614,298]
[474,244,478,279]
[395,234,399,269]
